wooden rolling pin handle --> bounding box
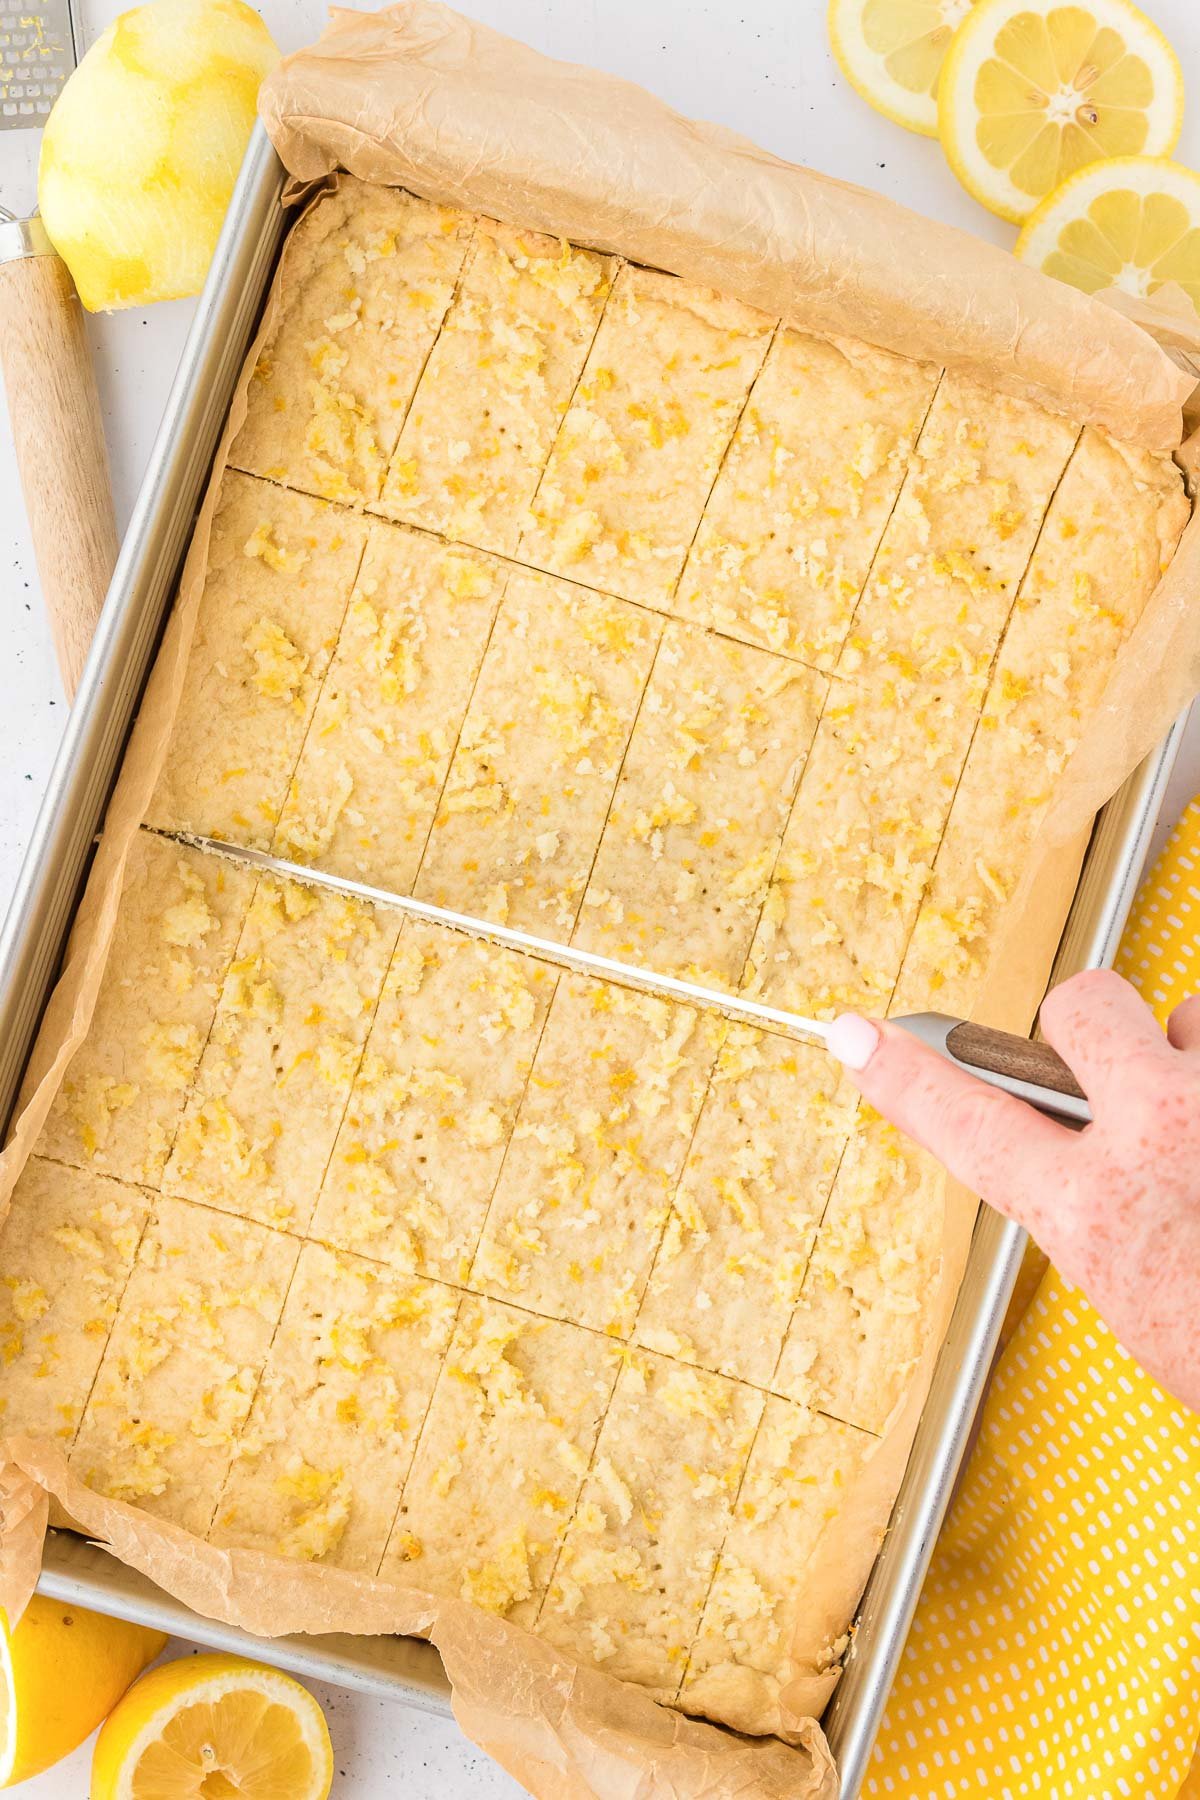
[944,1020,1086,1101]
[0,225,118,699]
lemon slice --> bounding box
[0,1597,164,1786]
[1016,154,1200,313]
[90,1653,334,1800]
[829,0,982,135]
[939,0,1184,223]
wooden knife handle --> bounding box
[944,1020,1086,1100]
[0,235,117,698]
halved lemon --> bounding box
[1016,154,1200,313]
[90,1653,334,1800]
[829,0,981,135]
[0,1597,165,1786]
[939,0,1185,223]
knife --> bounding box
[176,834,1092,1129]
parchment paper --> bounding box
[3,7,1199,1796]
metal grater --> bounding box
[0,0,76,125]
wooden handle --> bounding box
[944,1020,1086,1100]
[0,248,117,697]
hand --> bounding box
[826,969,1200,1413]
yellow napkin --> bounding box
[865,797,1200,1800]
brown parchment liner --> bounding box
[2,7,1199,1795]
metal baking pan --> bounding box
[1,121,1187,1794]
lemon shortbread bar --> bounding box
[674,330,938,666]
[634,1030,857,1388]
[231,179,473,505]
[743,680,972,1019]
[274,526,505,891]
[894,427,1191,1015]
[0,1158,150,1445]
[681,1399,876,1732]
[773,1115,944,1434]
[378,222,613,556]
[164,877,397,1231]
[472,977,718,1337]
[383,1297,621,1622]
[212,1243,458,1571]
[415,571,659,932]
[147,473,369,849]
[72,1197,298,1534]
[520,264,773,607]
[313,923,556,1284]
[536,1349,764,1697]
[573,621,825,985]
[36,833,255,1186]
[833,375,1078,698]
[743,377,1084,1019]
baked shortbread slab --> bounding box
[15,173,1191,1742]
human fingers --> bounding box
[1037,967,1172,1101]
[825,1013,1072,1230]
[1166,992,1200,1051]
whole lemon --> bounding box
[1,1597,165,1785]
[38,0,279,312]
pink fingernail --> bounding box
[826,1013,881,1070]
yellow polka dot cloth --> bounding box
[865,797,1200,1800]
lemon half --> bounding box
[0,1597,165,1787]
[90,1653,334,1800]
[1016,154,1200,313]
[829,0,981,136]
[938,0,1184,222]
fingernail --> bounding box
[826,1013,881,1070]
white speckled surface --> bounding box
[2,1,1196,1791]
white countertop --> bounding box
[2,0,1197,1792]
